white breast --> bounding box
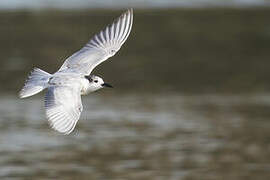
[80,78,91,95]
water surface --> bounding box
[1,93,269,179]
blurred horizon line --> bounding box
[0,0,270,11]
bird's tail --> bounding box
[19,67,51,98]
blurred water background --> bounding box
[0,0,270,179]
[1,0,270,9]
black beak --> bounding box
[102,83,113,88]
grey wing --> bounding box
[45,86,83,134]
[58,9,133,75]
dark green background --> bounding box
[1,8,270,94]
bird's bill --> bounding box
[102,83,113,88]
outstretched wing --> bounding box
[45,86,83,134]
[58,9,133,75]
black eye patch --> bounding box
[94,80,98,83]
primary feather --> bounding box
[58,9,133,75]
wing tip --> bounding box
[47,116,77,135]
[127,8,133,14]
[124,8,133,20]
[46,109,77,135]
[119,8,133,20]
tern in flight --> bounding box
[19,9,133,134]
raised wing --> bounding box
[45,86,83,134]
[58,9,133,75]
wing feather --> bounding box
[58,9,133,75]
[45,86,83,134]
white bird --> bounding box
[19,9,133,134]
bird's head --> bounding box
[85,75,113,92]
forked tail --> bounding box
[19,68,51,98]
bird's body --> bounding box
[47,72,106,95]
[19,9,133,134]
[47,72,88,94]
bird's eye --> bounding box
[94,80,98,83]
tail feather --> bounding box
[19,68,51,98]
